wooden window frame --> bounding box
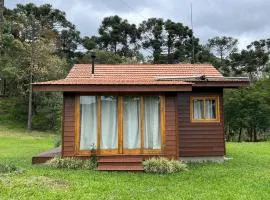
[74,95,165,155]
[190,96,220,123]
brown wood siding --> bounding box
[62,93,76,157]
[164,94,178,158]
[177,88,225,157]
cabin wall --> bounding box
[164,94,178,158]
[61,93,179,158]
[62,93,76,157]
[177,88,225,157]
[61,90,224,158]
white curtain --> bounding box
[205,99,216,119]
[101,96,118,149]
[144,96,160,149]
[80,96,97,150]
[123,96,140,149]
[193,100,203,119]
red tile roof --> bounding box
[34,64,223,86]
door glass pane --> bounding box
[101,96,118,149]
[205,99,216,119]
[144,96,161,149]
[80,96,97,150]
[193,99,204,119]
[123,96,140,149]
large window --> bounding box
[123,96,140,149]
[76,95,165,155]
[144,96,161,149]
[190,96,220,122]
[79,96,97,150]
[101,96,118,149]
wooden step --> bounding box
[97,155,144,171]
[98,157,142,163]
[98,164,144,171]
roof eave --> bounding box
[192,81,250,88]
[32,84,193,92]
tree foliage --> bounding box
[1,2,270,137]
[224,78,270,142]
[139,18,205,64]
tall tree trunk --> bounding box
[226,126,231,141]
[114,42,117,54]
[27,41,34,131]
[253,127,257,142]
[238,128,242,142]
[168,45,171,64]
[0,0,4,48]
[247,128,253,141]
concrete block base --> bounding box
[180,156,224,163]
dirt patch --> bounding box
[26,176,70,189]
[0,176,70,190]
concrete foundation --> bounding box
[180,156,224,163]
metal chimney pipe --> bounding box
[91,51,96,74]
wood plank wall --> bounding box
[177,88,225,157]
[164,94,178,158]
[62,93,76,156]
[62,90,224,158]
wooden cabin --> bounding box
[32,64,249,171]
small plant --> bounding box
[142,157,187,174]
[0,163,19,173]
[46,156,96,170]
[54,135,61,148]
[90,143,98,169]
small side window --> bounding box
[191,97,219,122]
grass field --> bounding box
[0,124,270,200]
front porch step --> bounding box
[98,162,144,171]
[98,156,143,163]
[97,155,144,171]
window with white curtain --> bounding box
[78,95,163,153]
[80,96,97,150]
[193,99,204,119]
[123,96,140,149]
[100,96,118,149]
[144,96,161,149]
[192,97,219,122]
[205,99,216,119]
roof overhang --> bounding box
[191,81,250,88]
[32,84,193,92]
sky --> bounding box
[5,0,270,49]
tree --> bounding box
[139,18,202,64]
[81,36,97,51]
[224,78,270,142]
[139,18,164,63]
[230,48,269,81]
[3,3,76,129]
[0,0,4,44]
[78,50,123,64]
[207,36,238,75]
[97,15,140,58]
[6,3,81,62]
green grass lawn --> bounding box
[0,124,270,200]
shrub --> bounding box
[46,157,97,170]
[142,157,187,174]
[54,136,61,148]
[0,163,19,173]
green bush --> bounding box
[46,157,97,170]
[0,163,19,173]
[54,136,61,148]
[142,157,187,174]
